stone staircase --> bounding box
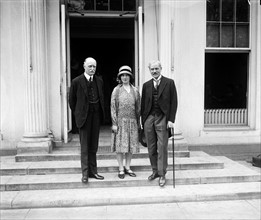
[0,127,260,210]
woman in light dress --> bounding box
[111,65,140,179]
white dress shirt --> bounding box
[84,73,93,82]
[153,75,162,88]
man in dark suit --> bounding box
[69,57,105,183]
[141,60,178,187]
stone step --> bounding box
[15,150,190,162]
[1,154,224,176]
[1,156,260,192]
[1,165,260,192]
[55,140,188,152]
[67,128,184,142]
[1,182,260,209]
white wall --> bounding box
[46,0,63,141]
[0,0,64,148]
[0,1,25,147]
[143,0,159,83]
[143,0,206,138]
[173,1,206,138]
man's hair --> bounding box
[84,57,97,66]
[148,60,162,69]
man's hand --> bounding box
[112,125,118,133]
[167,121,174,128]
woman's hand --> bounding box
[112,125,118,133]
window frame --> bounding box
[204,0,252,127]
[67,0,139,13]
[206,0,251,50]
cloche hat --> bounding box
[117,65,133,78]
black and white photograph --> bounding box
[0,0,260,219]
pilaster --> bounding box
[158,0,188,149]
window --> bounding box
[206,0,250,48]
[68,0,137,12]
[205,0,250,126]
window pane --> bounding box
[221,23,234,47]
[222,0,234,21]
[236,0,249,22]
[205,53,248,109]
[123,0,136,11]
[110,0,122,11]
[96,0,108,10]
[207,23,220,47]
[207,0,220,21]
[236,24,249,47]
[84,0,94,10]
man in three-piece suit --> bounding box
[141,60,178,187]
[69,57,105,183]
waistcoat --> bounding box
[150,85,162,116]
[86,77,99,103]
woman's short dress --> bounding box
[111,86,140,154]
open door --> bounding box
[135,6,143,90]
[61,4,72,143]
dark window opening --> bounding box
[205,53,248,109]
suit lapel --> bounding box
[79,74,89,98]
[95,75,103,98]
[147,79,153,98]
[158,76,167,98]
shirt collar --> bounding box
[84,73,92,81]
[153,75,162,82]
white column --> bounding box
[159,0,188,150]
[157,1,170,71]
[17,0,52,154]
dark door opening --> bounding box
[69,16,135,133]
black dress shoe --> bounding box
[148,172,160,181]
[81,176,88,184]
[159,176,166,187]
[89,173,104,180]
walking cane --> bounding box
[172,127,175,188]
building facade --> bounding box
[0,0,260,153]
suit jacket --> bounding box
[141,76,178,126]
[69,74,105,128]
